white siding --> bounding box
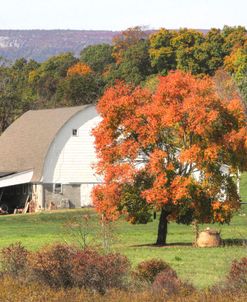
[42,106,102,184]
[80,183,96,206]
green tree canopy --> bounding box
[29,53,77,102]
[80,44,115,74]
[107,39,153,85]
[149,28,177,74]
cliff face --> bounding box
[0,30,118,62]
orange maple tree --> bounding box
[92,70,247,245]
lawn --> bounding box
[0,172,246,288]
[0,203,246,288]
[240,172,247,201]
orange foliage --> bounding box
[67,62,92,76]
[92,183,122,221]
[92,70,247,225]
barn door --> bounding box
[80,184,94,207]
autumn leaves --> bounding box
[92,71,247,243]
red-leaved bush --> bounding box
[1,243,130,293]
[28,243,77,287]
[71,249,130,293]
[133,259,175,283]
[0,242,29,276]
[152,270,194,296]
[228,257,247,287]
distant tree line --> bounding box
[0,25,246,133]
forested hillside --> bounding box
[0,30,118,62]
[0,29,209,63]
[0,26,246,133]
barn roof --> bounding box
[0,105,91,182]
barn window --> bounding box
[53,183,63,194]
[72,129,78,136]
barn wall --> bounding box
[31,184,44,209]
[43,183,81,209]
[42,106,102,184]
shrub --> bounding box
[28,243,77,288]
[227,257,247,289]
[133,259,175,283]
[27,244,130,293]
[71,249,130,293]
[0,242,29,276]
[152,270,194,296]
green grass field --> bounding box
[0,206,246,288]
[240,172,247,201]
[0,172,246,289]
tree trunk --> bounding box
[192,219,199,247]
[156,208,169,245]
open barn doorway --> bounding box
[0,184,31,214]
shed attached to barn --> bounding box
[0,105,101,213]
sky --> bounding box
[0,0,246,31]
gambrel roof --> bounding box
[0,105,91,182]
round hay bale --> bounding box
[197,228,221,247]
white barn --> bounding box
[0,105,101,213]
